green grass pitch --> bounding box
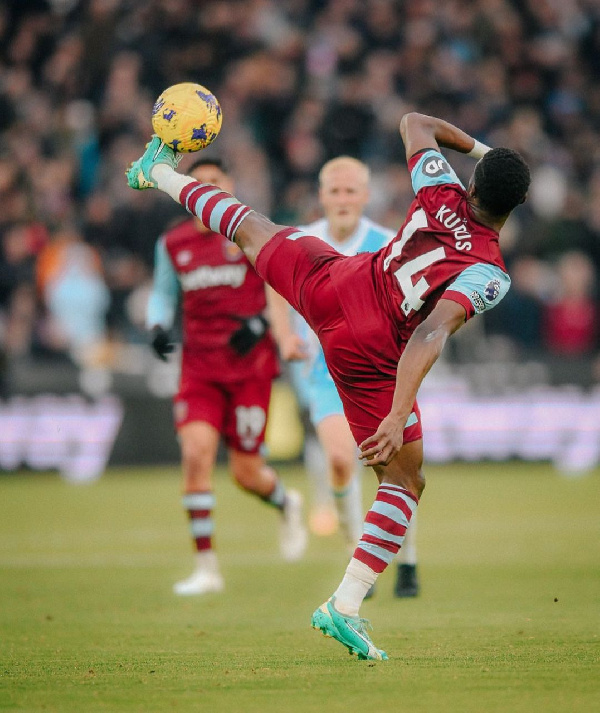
[1,461,599,712]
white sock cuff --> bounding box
[152,163,195,201]
[346,557,378,586]
[195,550,220,572]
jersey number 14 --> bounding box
[383,208,445,316]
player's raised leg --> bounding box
[126,136,284,265]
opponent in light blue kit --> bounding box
[269,156,420,597]
[292,215,395,424]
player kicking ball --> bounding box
[126,112,530,661]
[268,156,420,598]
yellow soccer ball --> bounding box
[151,82,222,153]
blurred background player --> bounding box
[146,158,307,596]
[269,156,419,598]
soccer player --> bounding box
[269,156,419,597]
[127,112,530,658]
[146,157,307,596]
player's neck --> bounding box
[329,223,358,244]
[468,201,506,233]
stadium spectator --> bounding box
[542,251,599,357]
[145,157,307,596]
[36,224,111,366]
[0,222,44,359]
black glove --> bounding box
[229,314,269,356]
[151,326,175,361]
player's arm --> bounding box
[359,299,466,466]
[146,237,179,361]
[399,113,491,162]
[266,286,308,361]
[360,258,510,465]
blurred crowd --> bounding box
[1,0,600,382]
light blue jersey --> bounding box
[290,217,395,425]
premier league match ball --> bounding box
[151,82,222,153]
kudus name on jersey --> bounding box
[179,263,247,291]
[435,204,472,251]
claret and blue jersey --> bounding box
[146,219,279,385]
[381,148,511,336]
[254,148,514,443]
[290,151,511,425]
[328,149,512,361]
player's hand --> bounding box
[279,333,308,361]
[359,413,406,467]
[151,326,175,361]
[229,314,269,355]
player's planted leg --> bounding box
[174,491,225,596]
[312,441,423,659]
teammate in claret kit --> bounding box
[129,112,530,659]
[146,158,307,597]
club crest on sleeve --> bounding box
[422,157,451,178]
[470,291,485,312]
[484,278,501,301]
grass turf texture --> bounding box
[1,462,599,712]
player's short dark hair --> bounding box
[473,148,530,217]
[188,157,228,174]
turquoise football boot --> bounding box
[126,135,181,190]
[311,597,388,661]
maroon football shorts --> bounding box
[255,228,422,446]
[174,376,272,453]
